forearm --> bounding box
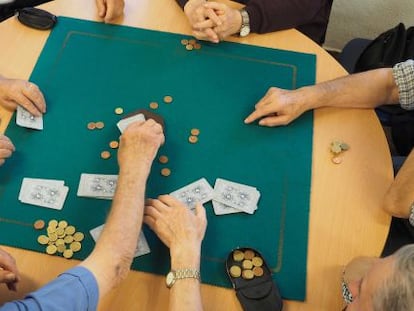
[298,68,399,113]
[383,149,414,217]
[80,164,150,295]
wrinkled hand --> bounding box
[0,135,15,166]
[96,0,124,23]
[193,2,241,41]
[244,87,307,127]
[0,248,20,291]
[117,119,165,170]
[144,195,207,251]
[184,0,222,43]
[0,77,46,117]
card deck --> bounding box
[77,173,118,199]
[170,178,214,209]
[19,178,68,210]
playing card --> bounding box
[213,178,260,214]
[212,200,244,215]
[77,173,118,199]
[170,178,214,209]
[89,224,151,257]
[16,105,43,130]
[19,178,68,210]
[117,113,145,133]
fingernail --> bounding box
[5,273,16,281]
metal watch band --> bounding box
[175,268,201,281]
[409,203,414,227]
[239,8,250,37]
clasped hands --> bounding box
[184,0,242,43]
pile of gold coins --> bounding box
[330,140,350,164]
[229,249,265,280]
[36,219,85,259]
[180,38,201,51]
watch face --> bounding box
[240,26,250,37]
[166,271,175,288]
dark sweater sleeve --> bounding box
[175,0,189,9]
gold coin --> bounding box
[47,226,56,234]
[332,156,343,164]
[185,44,194,51]
[229,265,242,278]
[33,219,45,230]
[149,101,159,110]
[253,266,264,277]
[244,250,255,260]
[188,39,196,45]
[190,128,200,136]
[188,135,198,144]
[48,219,58,228]
[101,151,111,159]
[58,220,68,229]
[161,168,171,177]
[87,122,96,130]
[63,249,74,259]
[55,239,65,247]
[95,121,105,129]
[181,39,189,45]
[252,256,263,267]
[70,241,82,252]
[48,233,58,242]
[233,250,244,262]
[158,155,169,164]
[64,235,74,244]
[46,244,57,255]
[56,227,65,236]
[65,225,76,235]
[193,43,201,50]
[242,259,253,270]
[114,107,124,115]
[57,244,66,253]
[163,95,173,104]
[109,141,119,149]
[241,269,254,280]
[73,232,85,242]
[37,235,49,245]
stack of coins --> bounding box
[229,249,265,280]
[330,140,350,164]
[180,38,202,51]
[37,219,85,259]
[188,128,200,144]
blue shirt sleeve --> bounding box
[0,266,99,311]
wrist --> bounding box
[170,244,201,270]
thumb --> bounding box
[0,271,17,284]
[95,0,107,17]
[194,203,207,222]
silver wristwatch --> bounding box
[409,203,414,227]
[166,268,201,288]
[239,8,250,37]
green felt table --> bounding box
[0,17,315,301]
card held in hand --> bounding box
[16,106,43,130]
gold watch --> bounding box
[165,268,201,288]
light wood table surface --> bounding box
[0,0,393,310]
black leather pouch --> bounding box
[226,247,283,311]
[17,7,56,30]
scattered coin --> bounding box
[158,155,169,164]
[70,241,82,252]
[87,122,96,130]
[332,156,343,164]
[63,249,74,259]
[163,96,173,104]
[241,269,254,280]
[65,225,76,235]
[73,232,85,242]
[181,39,189,45]
[95,121,105,129]
[33,219,45,230]
[58,220,68,229]
[229,265,242,278]
[161,168,171,177]
[190,128,200,136]
[46,244,57,255]
[253,266,264,277]
[114,107,124,115]
[48,219,58,228]
[149,102,159,110]
[101,151,111,160]
[188,135,198,144]
[188,39,196,45]
[109,141,119,149]
[185,44,194,51]
[193,43,201,50]
[37,235,49,245]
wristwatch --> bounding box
[166,268,201,288]
[239,8,250,37]
[409,203,414,227]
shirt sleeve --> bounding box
[0,266,99,311]
[393,59,414,110]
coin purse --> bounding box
[17,7,57,30]
[226,247,283,311]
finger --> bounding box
[0,148,13,159]
[95,0,107,17]
[143,213,156,229]
[203,2,227,12]
[12,93,42,117]
[192,30,212,41]
[0,138,15,151]
[22,82,46,114]
[194,203,207,222]
[204,28,220,42]
[193,19,215,29]
[148,198,170,213]
[204,8,222,26]
[0,271,17,285]
[158,194,184,208]
[258,115,290,127]
[104,0,122,22]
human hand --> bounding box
[117,119,165,171]
[0,77,46,117]
[244,87,307,127]
[0,248,20,291]
[144,195,207,263]
[193,2,241,41]
[0,135,15,166]
[95,0,124,23]
[184,0,222,43]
